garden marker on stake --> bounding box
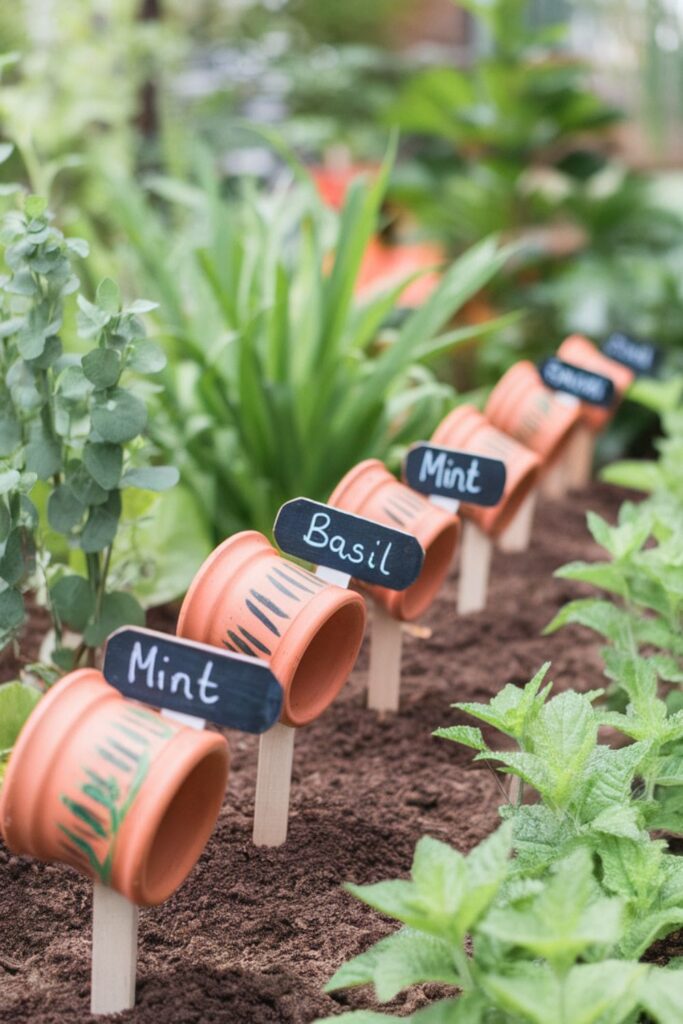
[95,629,279,1012]
[177,529,366,848]
[429,406,541,558]
[275,495,425,717]
[326,461,458,711]
[485,361,582,506]
[405,442,506,613]
[557,335,637,489]
[0,668,229,1017]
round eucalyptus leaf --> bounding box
[26,334,62,369]
[127,339,166,374]
[25,438,61,480]
[83,442,122,490]
[19,495,38,530]
[0,502,10,543]
[57,365,92,403]
[79,490,121,553]
[0,587,25,634]
[0,530,29,586]
[50,575,93,632]
[95,278,121,315]
[17,326,47,361]
[48,484,85,534]
[0,411,21,456]
[83,590,144,647]
[66,461,109,506]
[121,466,179,492]
[82,348,121,390]
[91,389,147,443]
[0,470,20,495]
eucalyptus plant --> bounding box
[0,181,177,675]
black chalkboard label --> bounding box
[539,357,615,407]
[404,443,506,506]
[103,627,283,733]
[602,332,661,376]
[273,498,424,591]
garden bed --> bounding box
[2,481,679,1023]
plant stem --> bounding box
[452,944,474,992]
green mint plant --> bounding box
[0,190,177,674]
[316,831,682,1023]
[435,666,683,961]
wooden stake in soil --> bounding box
[274,498,425,720]
[540,455,567,501]
[497,487,538,554]
[253,722,296,846]
[91,883,139,1015]
[404,444,505,616]
[565,424,595,491]
[367,603,404,713]
[457,520,494,615]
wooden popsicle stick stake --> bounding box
[497,488,538,554]
[565,424,595,491]
[91,883,139,1015]
[253,722,296,846]
[457,520,493,614]
[367,603,404,713]
[540,456,567,500]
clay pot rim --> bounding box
[271,585,366,726]
[0,670,104,849]
[114,728,229,906]
[386,512,459,621]
[177,531,268,639]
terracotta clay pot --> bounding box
[431,405,541,538]
[0,669,229,907]
[328,459,460,621]
[557,334,635,432]
[485,360,582,467]
[177,532,366,728]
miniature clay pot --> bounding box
[356,238,444,307]
[327,459,460,622]
[0,669,229,907]
[431,405,541,538]
[485,360,582,468]
[177,532,366,728]
[557,334,635,432]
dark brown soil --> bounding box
[0,482,678,1022]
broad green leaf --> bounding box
[80,491,121,553]
[82,348,121,389]
[127,339,166,373]
[601,459,660,493]
[433,725,487,750]
[480,849,622,972]
[76,294,111,338]
[639,967,683,1024]
[0,681,40,772]
[83,590,145,647]
[120,466,179,492]
[91,389,147,443]
[0,587,25,634]
[47,484,85,533]
[325,929,459,1002]
[0,469,20,495]
[83,442,122,490]
[24,437,60,480]
[50,575,93,632]
[96,277,121,314]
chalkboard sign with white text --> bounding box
[539,357,615,407]
[602,332,661,376]
[103,627,283,733]
[404,443,506,506]
[274,498,424,590]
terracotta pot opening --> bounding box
[396,518,458,621]
[142,746,226,905]
[285,600,366,727]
